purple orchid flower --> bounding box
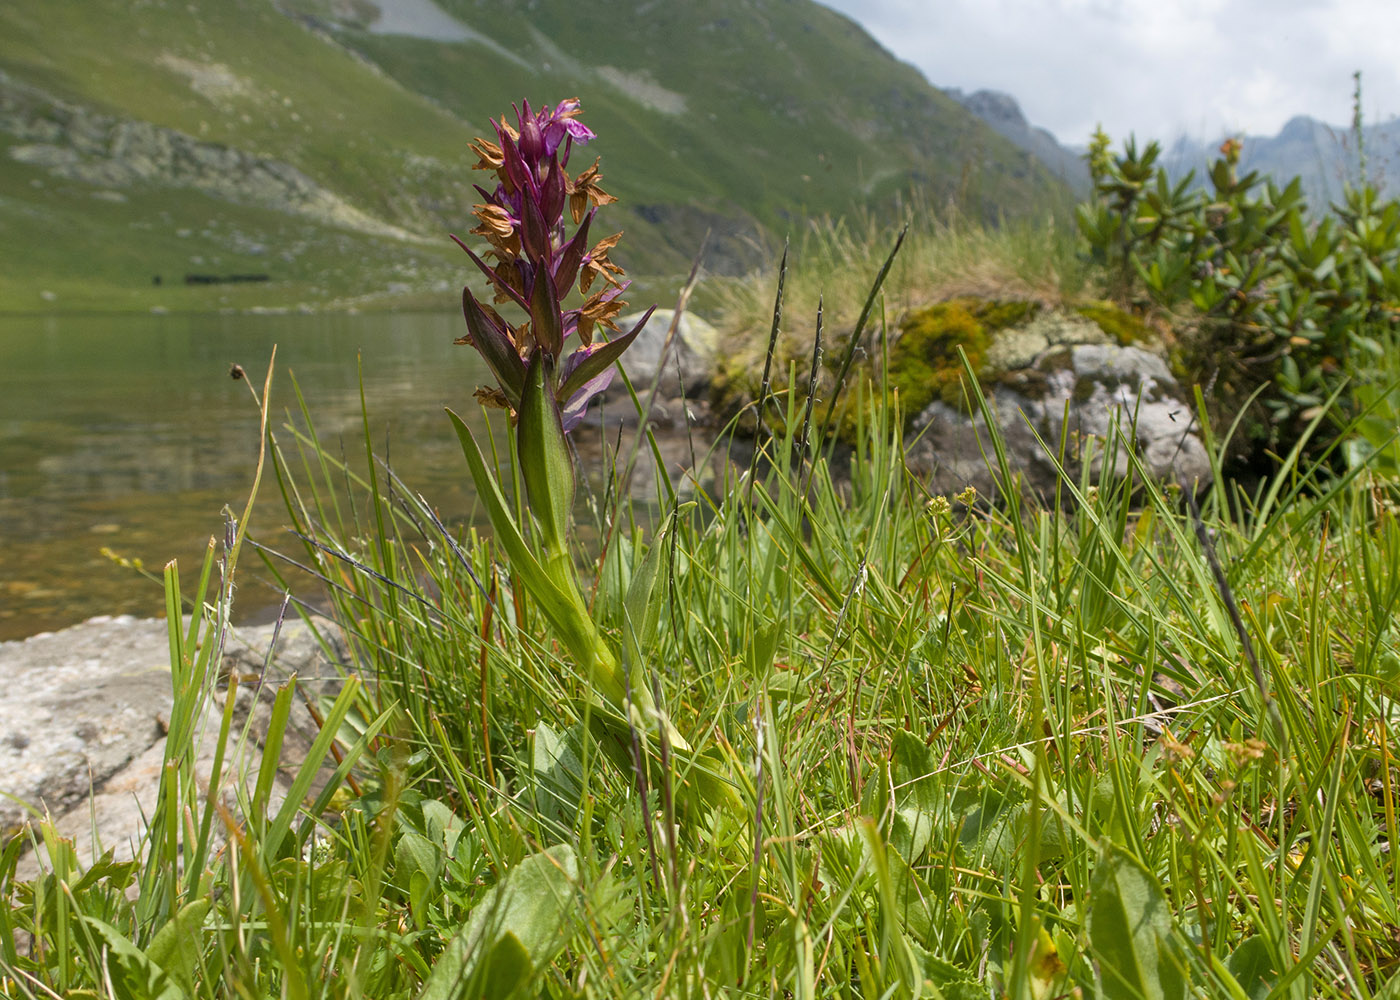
[454,98,639,434]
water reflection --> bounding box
[0,311,492,639]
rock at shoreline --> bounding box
[901,305,1211,499]
[1,613,347,880]
[615,308,720,399]
[0,615,172,837]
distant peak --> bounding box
[1277,114,1323,142]
[948,88,1029,130]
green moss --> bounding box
[973,299,1041,332]
[1075,301,1154,345]
[886,299,992,418]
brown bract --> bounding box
[473,385,511,410]
[580,233,625,294]
[577,287,627,345]
[492,262,527,305]
[512,320,535,358]
[568,159,618,224]
[468,137,504,172]
[471,204,520,260]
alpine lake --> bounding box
[0,310,685,641]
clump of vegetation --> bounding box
[705,195,1084,412]
[1074,298,1156,345]
[1078,127,1400,459]
[885,297,1036,417]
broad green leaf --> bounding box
[447,408,604,686]
[517,351,574,555]
[460,287,526,408]
[531,722,585,827]
[145,898,211,997]
[1088,845,1188,1000]
[480,930,534,997]
[421,844,579,1000]
[889,730,939,863]
[84,916,186,1000]
[395,830,443,889]
[422,798,468,854]
[1223,936,1278,1000]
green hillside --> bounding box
[0,0,1072,312]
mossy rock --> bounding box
[883,298,1041,421]
[1073,300,1155,346]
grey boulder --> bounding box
[615,308,719,398]
[2,613,347,880]
[906,329,1211,501]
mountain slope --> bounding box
[0,0,1073,312]
[946,88,1089,195]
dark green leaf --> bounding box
[1089,845,1188,1000]
[517,351,574,554]
[421,845,579,1000]
[556,306,653,404]
[1223,936,1278,1000]
[146,898,211,996]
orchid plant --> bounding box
[446,98,675,740]
[452,97,652,433]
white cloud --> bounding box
[818,0,1400,145]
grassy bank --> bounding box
[3,316,1399,996]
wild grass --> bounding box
[703,196,1089,394]
[3,265,1400,998]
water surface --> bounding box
[0,311,494,640]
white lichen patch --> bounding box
[595,67,687,115]
[1022,311,1110,348]
[986,310,1120,372]
[984,326,1048,371]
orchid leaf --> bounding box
[553,208,594,294]
[529,268,564,357]
[451,236,529,310]
[541,152,566,226]
[517,351,574,554]
[447,408,597,669]
[521,188,550,263]
[498,130,529,200]
[462,288,526,409]
[557,306,654,403]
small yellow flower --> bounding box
[1223,738,1266,768]
[1160,732,1195,763]
[955,485,978,506]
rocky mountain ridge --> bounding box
[945,87,1089,194]
[0,71,417,242]
[1160,114,1400,208]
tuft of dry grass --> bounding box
[703,195,1089,395]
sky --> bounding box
[818,0,1400,148]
